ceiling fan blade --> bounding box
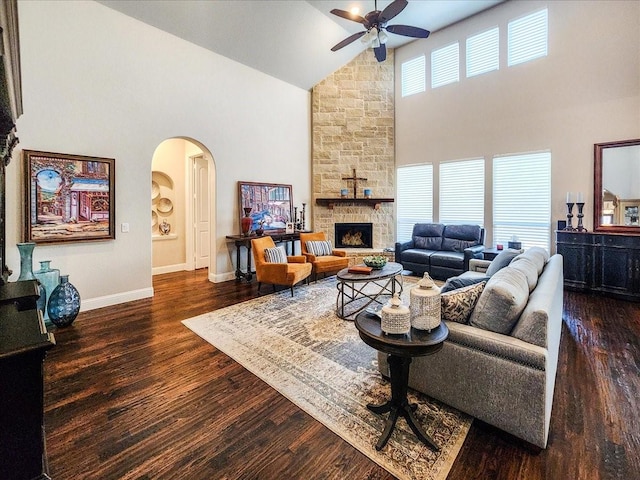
[386,24,430,38]
[379,0,408,24]
[331,31,367,51]
[373,43,387,62]
[330,8,367,25]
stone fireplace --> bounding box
[311,49,395,250]
[335,223,373,248]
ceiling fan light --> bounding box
[372,36,380,48]
[378,30,388,44]
[360,30,371,43]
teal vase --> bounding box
[17,242,36,280]
[34,260,61,322]
[17,242,46,316]
[47,275,81,327]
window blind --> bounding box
[396,164,433,242]
[431,43,459,88]
[401,55,426,97]
[439,158,485,225]
[466,27,499,77]
[508,9,548,67]
[493,151,551,250]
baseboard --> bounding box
[152,263,189,275]
[81,287,154,312]
[210,271,237,283]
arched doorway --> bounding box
[151,137,216,277]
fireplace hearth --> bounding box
[335,223,373,248]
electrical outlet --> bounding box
[121,223,130,233]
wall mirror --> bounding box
[594,138,640,234]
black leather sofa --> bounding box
[395,223,485,279]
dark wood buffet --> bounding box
[556,230,640,302]
[0,281,56,479]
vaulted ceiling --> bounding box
[97,0,503,91]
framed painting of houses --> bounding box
[238,181,292,234]
[23,150,115,244]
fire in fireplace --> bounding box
[335,222,373,248]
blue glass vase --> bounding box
[34,260,61,322]
[47,275,81,327]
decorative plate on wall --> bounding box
[157,198,173,214]
[152,181,160,200]
[152,210,158,227]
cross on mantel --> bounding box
[342,168,367,198]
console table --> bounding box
[226,232,311,282]
[556,230,640,301]
[0,280,56,480]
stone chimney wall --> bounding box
[311,49,395,249]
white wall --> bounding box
[6,0,311,310]
[395,0,640,246]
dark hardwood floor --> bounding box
[43,269,639,479]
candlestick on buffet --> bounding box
[576,202,586,232]
[565,202,575,231]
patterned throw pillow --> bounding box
[306,240,332,256]
[264,246,287,263]
[441,281,487,324]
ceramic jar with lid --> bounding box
[410,273,441,331]
[381,293,411,334]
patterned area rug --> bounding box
[182,276,471,480]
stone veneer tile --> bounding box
[312,49,395,249]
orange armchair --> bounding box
[300,232,350,281]
[251,236,312,296]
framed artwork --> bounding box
[24,150,116,244]
[238,181,292,233]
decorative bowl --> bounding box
[363,255,387,269]
[157,197,173,213]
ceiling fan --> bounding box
[330,0,430,62]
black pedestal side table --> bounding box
[354,312,449,451]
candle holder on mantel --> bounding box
[576,202,586,232]
[565,202,575,231]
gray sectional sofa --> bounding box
[395,223,485,279]
[378,248,564,448]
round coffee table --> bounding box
[335,262,403,320]
[354,311,449,451]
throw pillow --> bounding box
[441,281,487,324]
[264,246,287,263]
[306,240,332,256]
[469,267,529,334]
[485,248,521,277]
[441,275,489,293]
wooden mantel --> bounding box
[315,197,394,210]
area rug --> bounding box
[182,276,472,480]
